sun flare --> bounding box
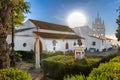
[67,12,86,28]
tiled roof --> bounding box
[90,35,112,40]
[90,35,105,40]
[33,31,83,39]
[29,19,74,32]
[106,37,112,40]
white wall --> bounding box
[85,37,103,52]
[7,35,35,51]
[43,39,78,52]
[7,35,78,52]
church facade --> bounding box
[7,19,83,53]
[73,14,112,52]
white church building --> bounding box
[73,14,112,52]
[7,19,83,53]
[7,14,112,53]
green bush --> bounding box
[88,62,120,80]
[41,55,101,79]
[0,68,31,80]
[14,52,22,62]
[110,56,120,62]
[64,56,120,80]
[88,56,120,80]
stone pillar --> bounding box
[35,39,40,69]
[74,45,85,60]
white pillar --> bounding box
[35,39,40,69]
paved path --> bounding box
[16,62,43,80]
[32,72,43,80]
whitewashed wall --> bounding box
[14,36,35,51]
[7,35,78,52]
[43,39,78,52]
[7,35,35,51]
[86,37,103,52]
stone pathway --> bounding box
[16,61,43,80]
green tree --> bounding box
[116,6,120,41]
[0,0,30,68]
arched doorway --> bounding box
[34,39,43,53]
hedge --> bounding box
[41,55,101,79]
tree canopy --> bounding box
[116,6,120,41]
[0,0,30,30]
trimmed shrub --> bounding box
[0,68,31,80]
[41,55,101,79]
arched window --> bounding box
[74,42,76,46]
[23,43,27,47]
[66,42,69,49]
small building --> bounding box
[7,19,83,53]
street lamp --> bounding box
[10,5,15,67]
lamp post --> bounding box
[10,5,15,67]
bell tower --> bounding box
[92,13,105,38]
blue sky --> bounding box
[25,0,120,39]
